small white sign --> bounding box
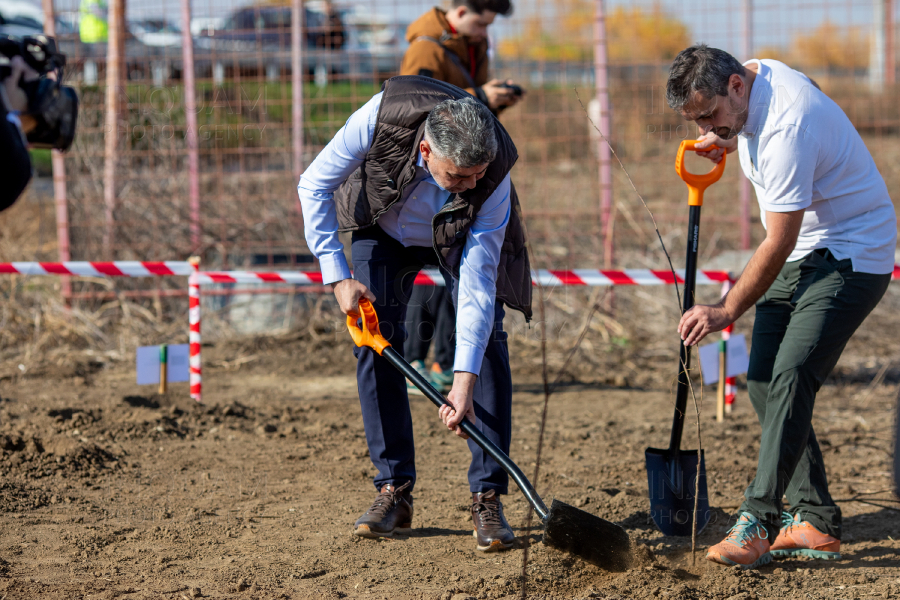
[136,344,191,385]
[166,344,191,383]
[698,334,749,385]
[136,346,160,385]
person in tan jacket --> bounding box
[400,0,523,114]
[398,1,523,397]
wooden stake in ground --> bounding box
[158,344,167,395]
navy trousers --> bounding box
[351,225,512,495]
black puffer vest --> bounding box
[334,75,532,319]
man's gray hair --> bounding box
[666,44,746,112]
[424,97,498,168]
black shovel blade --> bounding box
[645,448,710,537]
[542,499,632,571]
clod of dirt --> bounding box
[123,396,160,409]
[629,543,656,569]
[0,480,52,511]
[255,423,277,435]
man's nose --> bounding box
[462,175,477,190]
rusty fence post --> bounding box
[291,0,305,186]
[181,0,201,252]
[593,0,613,268]
[103,0,125,254]
[740,0,753,250]
[41,0,71,301]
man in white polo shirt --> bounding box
[666,44,896,569]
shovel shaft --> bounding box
[381,346,551,521]
[668,204,701,454]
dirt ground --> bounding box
[0,325,899,600]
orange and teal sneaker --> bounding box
[430,362,454,394]
[770,512,841,560]
[707,512,772,569]
[406,360,428,396]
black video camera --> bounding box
[0,34,78,151]
[498,82,523,96]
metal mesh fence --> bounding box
[26,0,900,282]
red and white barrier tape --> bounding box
[721,279,737,410]
[0,261,194,277]
[5,261,900,407]
[3,263,899,284]
[188,259,202,403]
[195,268,736,286]
[0,263,736,285]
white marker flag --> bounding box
[698,334,750,385]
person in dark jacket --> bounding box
[297,76,531,552]
[0,56,39,212]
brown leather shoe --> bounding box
[353,481,413,538]
[471,490,515,552]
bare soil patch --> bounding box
[0,332,898,599]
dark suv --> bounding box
[195,5,403,80]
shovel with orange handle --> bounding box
[347,297,632,570]
[645,140,726,537]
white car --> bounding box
[0,0,43,36]
[129,19,181,48]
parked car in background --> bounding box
[190,16,224,37]
[194,2,406,82]
[342,8,408,77]
[1,0,408,85]
[129,19,181,48]
[0,0,44,36]
[195,5,326,52]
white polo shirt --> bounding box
[738,59,897,274]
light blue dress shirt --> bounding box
[297,91,512,375]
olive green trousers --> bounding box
[740,250,890,540]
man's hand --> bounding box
[678,209,806,347]
[481,79,522,111]
[332,278,375,316]
[1,56,37,114]
[694,131,738,164]
[678,302,735,347]
[0,56,40,134]
[439,371,477,439]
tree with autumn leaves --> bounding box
[758,22,871,71]
[498,3,874,71]
[497,3,689,64]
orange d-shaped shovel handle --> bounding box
[346,297,391,355]
[675,140,727,206]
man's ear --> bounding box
[446,5,466,22]
[730,73,745,97]
[420,139,432,160]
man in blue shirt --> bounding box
[298,76,531,551]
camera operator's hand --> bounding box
[481,79,519,111]
[1,56,40,133]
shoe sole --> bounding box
[354,524,412,539]
[473,530,514,552]
[771,549,841,560]
[706,551,773,570]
